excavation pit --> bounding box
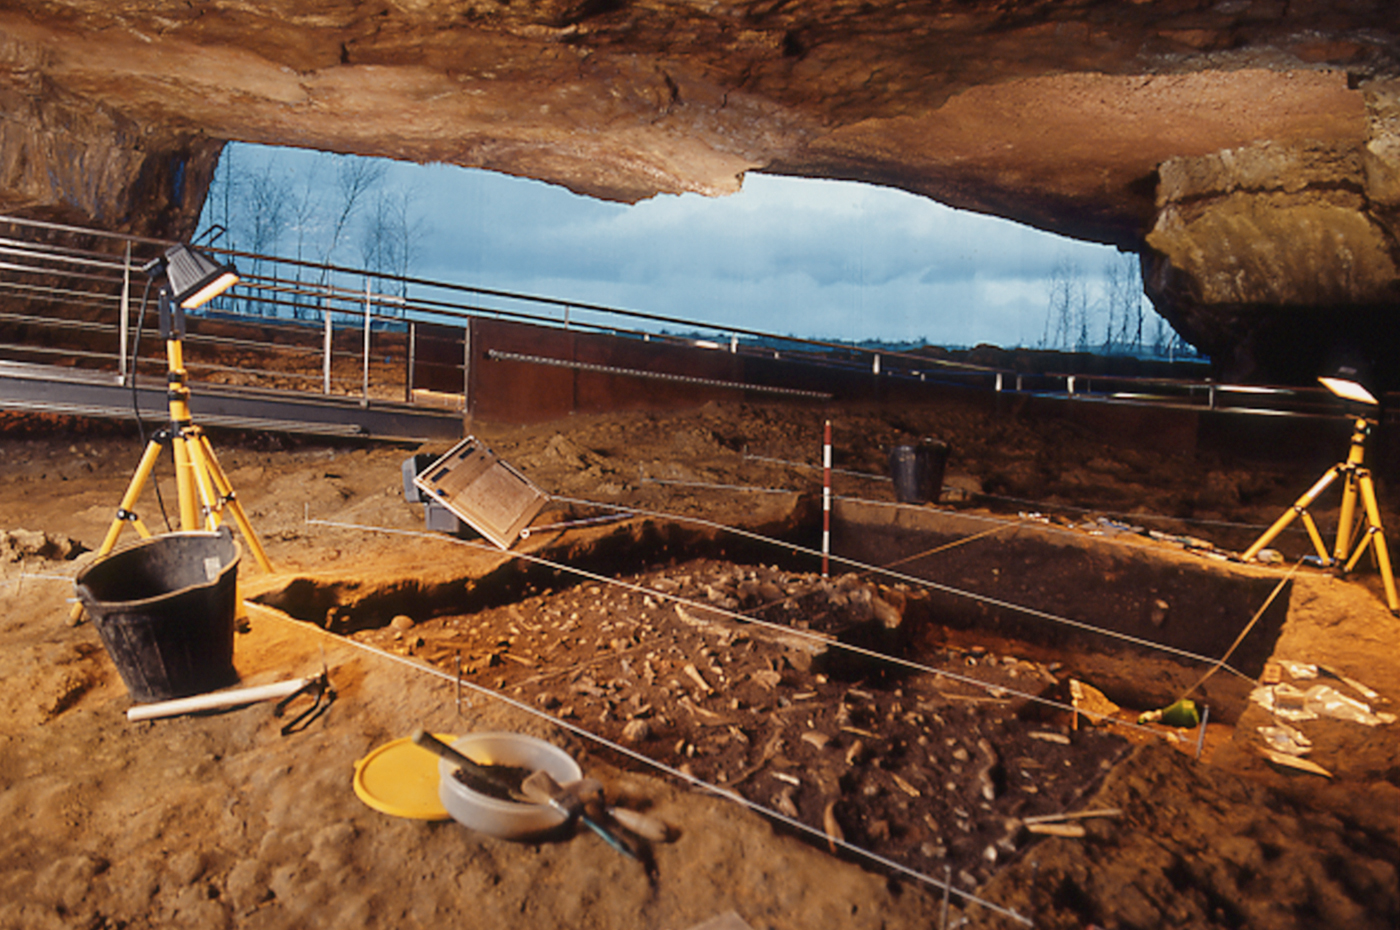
[253,500,1292,889]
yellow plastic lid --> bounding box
[352,734,457,820]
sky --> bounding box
[202,143,1169,351]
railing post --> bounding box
[362,277,372,404]
[118,241,131,385]
[406,320,416,404]
[322,283,333,395]
[462,316,472,410]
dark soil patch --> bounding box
[344,557,1140,890]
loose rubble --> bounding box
[350,557,1132,885]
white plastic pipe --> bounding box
[126,676,316,722]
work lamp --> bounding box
[162,242,240,310]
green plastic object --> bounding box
[1138,698,1201,728]
[1161,698,1201,728]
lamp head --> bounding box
[1318,348,1380,408]
[1319,372,1379,407]
[161,243,239,309]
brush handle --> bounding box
[410,729,520,799]
[127,677,316,722]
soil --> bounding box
[1,396,1398,930]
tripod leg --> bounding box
[181,426,223,531]
[1297,511,1332,565]
[171,433,201,532]
[1357,473,1399,614]
[1335,468,1362,565]
[71,439,163,621]
[1243,466,1341,562]
[194,432,275,573]
[93,440,162,557]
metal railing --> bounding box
[0,213,1372,420]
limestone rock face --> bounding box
[2,1,1399,381]
[0,30,219,238]
[1145,92,1400,381]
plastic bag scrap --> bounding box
[1319,664,1382,702]
[1085,517,1145,537]
[1257,723,1312,756]
[1147,529,1217,550]
[1277,660,1317,680]
[1250,683,1397,726]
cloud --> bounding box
[414,169,1120,292]
[209,144,1140,349]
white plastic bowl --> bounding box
[437,732,582,840]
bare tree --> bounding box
[322,156,387,271]
[1151,315,1174,357]
[359,186,426,309]
[1074,278,1092,353]
[204,146,238,248]
[1102,252,1140,354]
[284,160,325,320]
[1045,259,1091,352]
[1042,258,1079,350]
[240,163,293,316]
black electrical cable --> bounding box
[127,277,173,533]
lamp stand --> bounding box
[1242,414,1398,614]
[72,290,273,620]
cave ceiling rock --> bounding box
[1144,79,1400,382]
[3,2,1400,381]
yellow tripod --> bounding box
[1242,415,1398,614]
[72,249,273,619]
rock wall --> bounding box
[1145,80,1400,382]
[2,1,1399,381]
[0,31,219,238]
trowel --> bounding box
[410,729,530,801]
[521,769,640,860]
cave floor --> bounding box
[1,401,1398,929]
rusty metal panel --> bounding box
[409,321,467,406]
[572,332,742,414]
[467,317,798,423]
[468,318,577,424]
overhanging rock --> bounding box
[3,2,1400,381]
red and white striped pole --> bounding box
[822,419,831,578]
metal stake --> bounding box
[1195,703,1210,759]
[940,864,951,930]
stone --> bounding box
[166,850,206,886]
[772,788,799,818]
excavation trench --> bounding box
[257,498,1286,724]
[249,497,1289,890]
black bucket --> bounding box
[888,440,949,504]
[75,529,242,703]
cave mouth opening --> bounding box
[201,142,1180,358]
